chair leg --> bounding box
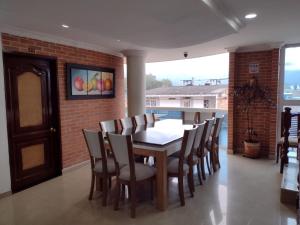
[196,163,203,185]
[216,148,221,169]
[130,182,136,218]
[276,144,280,163]
[102,176,108,206]
[201,157,206,180]
[121,184,126,201]
[178,176,185,206]
[89,173,95,200]
[108,177,112,188]
[114,179,120,210]
[188,170,194,197]
[206,155,212,175]
[211,151,217,172]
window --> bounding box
[284,46,300,100]
[146,97,159,107]
[204,99,209,108]
[181,97,192,108]
[278,45,300,142]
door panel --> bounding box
[17,71,43,128]
[21,143,45,170]
[4,53,61,192]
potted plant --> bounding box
[233,76,273,158]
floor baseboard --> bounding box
[62,160,90,174]
[0,191,12,199]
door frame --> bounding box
[3,52,62,192]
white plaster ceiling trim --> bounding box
[201,0,244,32]
[122,49,147,57]
[0,24,123,57]
[225,42,284,53]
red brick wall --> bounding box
[2,33,125,168]
[228,49,279,157]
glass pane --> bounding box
[21,144,45,170]
[17,72,43,127]
[284,47,300,100]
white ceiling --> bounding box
[0,0,300,62]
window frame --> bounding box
[277,44,300,141]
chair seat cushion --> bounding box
[167,158,189,174]
[119,163,156,181]
[279,137,298,147]
[94,158,116,173]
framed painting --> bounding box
[66,63,115,100]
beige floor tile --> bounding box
[0,151,296,225]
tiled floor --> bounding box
[0,151,297,225]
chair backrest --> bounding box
[120,117,134,129]
[145,113,155,124]
[134,125,146,133]
[121,128,135,135]
[134,114,146,126]
[212,116,224,140]
[180,128,197,158]
[199,112,216,123]
[107,133,135,179]
[82,129,107,171]
[99,119,118,133]
[193,122,206,153]
[182,112,200,124]
[204,118,215,143]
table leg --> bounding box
[155,151,168,211]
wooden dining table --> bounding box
[126,119,193,211]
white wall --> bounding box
[0,35,11,194]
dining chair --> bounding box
[120,117,135,130]
[197,118,215,180]
[191,122,206,187]
[145,113,156,125]
[107,133,156,218]
[133,114,146,126]
[82,129,116,206]
[99,119,118,133]
[182,111,200,124]
[207,116,224,172]
[167,127,197,206]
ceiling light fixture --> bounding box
[116,39,121,42]
[245,13,257,19]
[61,24,70,28]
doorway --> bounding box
[3,53,61,192]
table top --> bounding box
[122,119,193,147]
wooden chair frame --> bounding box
[107,134,155,218]
[196,118,215,180]
[168,129,196,206]
[82,129,116,206]
[144,113,156,126]
[209,116,224,172]
[99,119,118,133]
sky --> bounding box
[124,53,229,85]
[146,53,229,85]
[285,46,300,71]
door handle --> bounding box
[50,127,56,133]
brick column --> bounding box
[268,49,279,158]
[228,52,236,154]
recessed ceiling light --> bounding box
[245,13,257,19]
[61,24,69,28]
[116,39,121,42]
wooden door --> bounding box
[3,53,61,192]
